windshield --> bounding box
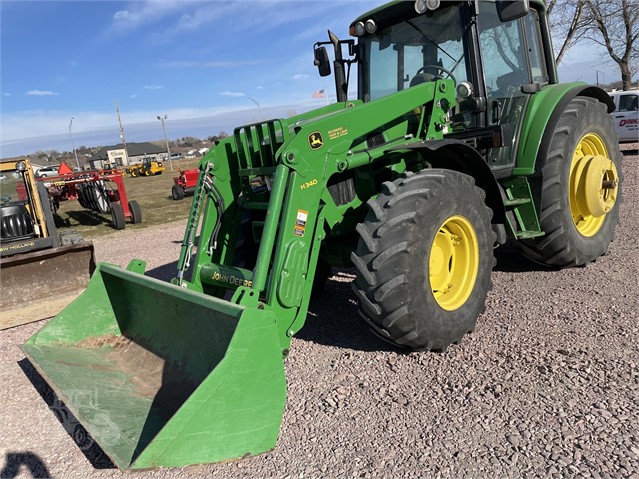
[0,169,28,206]
[362,4,469,101]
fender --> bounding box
[385,139,506,225]
[514,82,614,176]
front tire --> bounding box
[351,169,494,351]
[172,184,185,200]
[521,97,622,266]
[110,203,126,230]
[128,200,142,224]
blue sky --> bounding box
[0,0,624,158]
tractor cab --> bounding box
[316,0,554,169]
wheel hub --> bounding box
[429,215,479,311]
[569,133,618,237]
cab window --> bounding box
[363,4,470,102]
[618,94,638,112]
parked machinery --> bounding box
[0,159,95,329]
[44,166,143,230]
[127,157,165,177]
[171,168,199,200]
[24,0,621,469]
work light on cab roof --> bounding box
[415,0,441,14]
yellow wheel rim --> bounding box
[569,133,618,237]
[429,215,479,311]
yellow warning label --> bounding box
[294,209,308,237]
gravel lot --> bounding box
[1,144,637,479]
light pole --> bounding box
[157,114,173,172]
[68,117,80,170]
[596,70,606,89]
[246,96,262,121]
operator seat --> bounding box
[1,204,35,241]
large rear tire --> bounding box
[351,169,495,351]
[521,97,622,267]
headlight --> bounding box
[365,19,377,34]
[456,81,474,100]
[415,0,440,13]
[415,0,427,14]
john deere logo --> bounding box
[308,131,324,150]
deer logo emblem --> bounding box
[308,131,324,150]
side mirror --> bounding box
[314,46,331,77]
[496,0,529,22]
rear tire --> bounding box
[351,169,494,351]
[128,200,142,224]
[172,184,185,200]
[110,203,126,230]
[521,97,622,267]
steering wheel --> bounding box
[416,65,457,84]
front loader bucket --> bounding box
[21,262,287,470]
[0,242,95,330]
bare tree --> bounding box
[547,0,588,65]
[584,0,638,90]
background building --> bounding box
[89,142,166,169]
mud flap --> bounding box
[21,262,287,469]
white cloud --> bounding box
[3,93,11,97]
[108,1,200,35]
[130,94,139,99]
[1,105,247,142]
[159,60,265,69]
[25,90,59,96]
[293,74,310,80]
[143,85,164,90]
[221,91,245,97]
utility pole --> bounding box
[68,117,80,170]
[114,98,130,167]
[246,96,262,121]
[596,70,606,89]
[157,114,173,172]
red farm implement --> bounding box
[39,164,142,230]
[171,168,199,200]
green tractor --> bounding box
[23,0,621,470]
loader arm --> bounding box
[178,79,456,351]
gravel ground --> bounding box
[1,144,637,479]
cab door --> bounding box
[477,2,549,170]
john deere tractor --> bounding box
[23,0,621,469]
